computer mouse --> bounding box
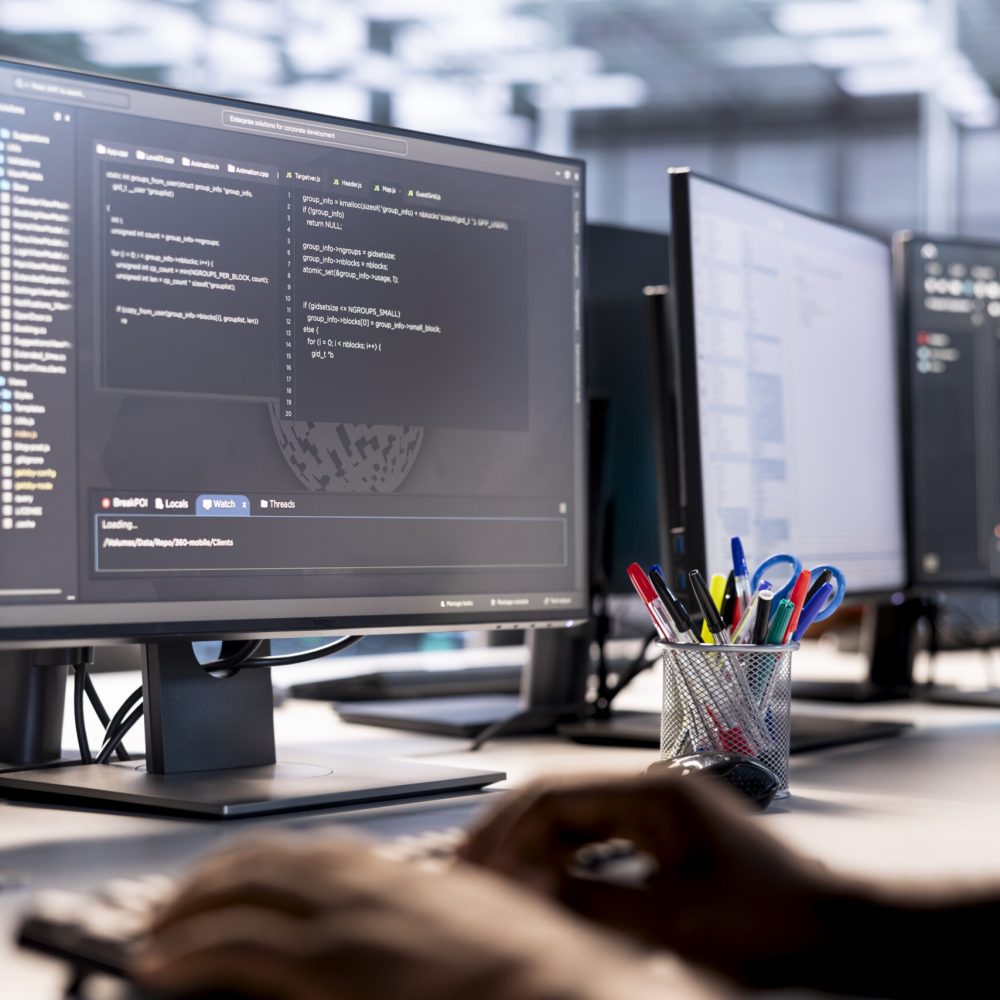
[646,751,781,810]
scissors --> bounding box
[750,553,845,623]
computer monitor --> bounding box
[895,233,1000,587]
[663,171,923,711]
[667,170,907,599]
[0,58,586,814]
[894,232,1000,707]
[335,223,671,740]
[586,224,669,599]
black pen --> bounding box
[805,569,834,606]
[751,589,773,645]
[649,566,699,643]
[689,569,732,645]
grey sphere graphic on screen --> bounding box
[269,405,424,493]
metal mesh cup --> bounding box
[658,640,798,796]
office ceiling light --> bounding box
[81,7,203,67]
[361,0,517,18]
[285,13,367,74]
[773,1,924,36]
[484,47,603,84]
[248,80,370,120]
[715,34,809,68]
[344,52,406,90]
[392,78,528,145]
[534,73,649,110]
[0,0,146,33]
[837,62,932,96]
[807,28,942,68]
[396,15,553,65]
[210,0,285,35]
[202,28,283,83]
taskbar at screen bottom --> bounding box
[0,591,587,647]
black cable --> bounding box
[97,685,143,764]
[237,635,365,669]
[83,677,110,727]
[84,675,130,762]
[95,705,144,766]
[604,630,659,703]
[201,639,264,675]
[469,703,582,752]
[72,665,93,764]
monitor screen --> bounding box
[898,233,1000,586]
[0,60,587,645]
[585,223,669,596]
[668,171,906,596]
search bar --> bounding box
[221,110,407,157]
[13,75,130,109]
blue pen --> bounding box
[790,582,835,642]
[731,536,752,615]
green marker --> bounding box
[764,599,794,646]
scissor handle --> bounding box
[751,553,802,602]
[807,564,846,621]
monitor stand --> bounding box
[0,641,503,818]
[336,628,590,739]
[790,599,924,704]
[0,648,80,774]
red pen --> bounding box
[783,569,813,643]
[627,562,677,642]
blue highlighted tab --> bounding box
[196,494,251,516]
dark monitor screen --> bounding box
[897,233,1000,586]
[0,59,588,646]
[585,223,669,595]
[668,171,906,596]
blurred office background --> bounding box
[0,0,996,238]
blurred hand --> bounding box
[134,833,725,1000]
[458,770,848,988]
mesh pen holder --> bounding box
[658,640,798,797]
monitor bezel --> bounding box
[0,56,589,647]
[667,168,908,603]
[894,229,1000,590]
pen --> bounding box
[731,579,771,644]
[689,570,732,645]
[720,570,737,628]
[731,536,752,615]
[754,597,795,701]
[700,572,727,642]
[791,582,835,642]
[751,589,773,645]
[804,569,834,606]
[764,598,794,646]
[782,569,813,643]
[627,563,677,642]
[649,566,699,643]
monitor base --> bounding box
[791,680,913,704]
[0,753,504,819]
[922,685,1000,708]
[337,695,541,738]
[558,710,911,754]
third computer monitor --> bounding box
[896,232,1000,587]
[668,170,906,597]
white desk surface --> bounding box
[4,640,1000,997]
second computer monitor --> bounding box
[896,233,1000,586]
[668,170,906,595]
[585,223,669,596]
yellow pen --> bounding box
[700,572,727,643]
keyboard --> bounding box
[17,828,651,986]
[16,829,468,982]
